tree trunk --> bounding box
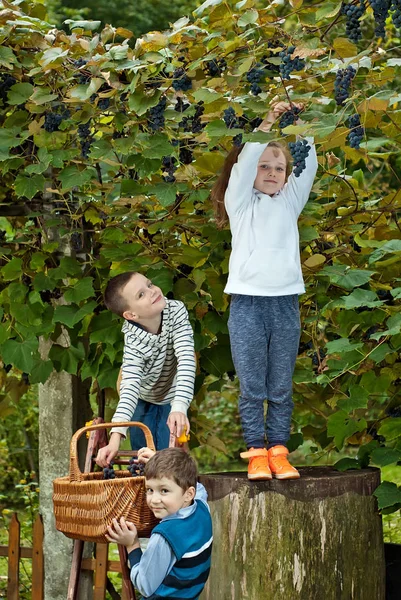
[39,342,93,600]
[199,467,385,600]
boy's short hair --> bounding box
[104,272,137,317]
[144,448,198,491]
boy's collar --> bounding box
[126,310,164,333]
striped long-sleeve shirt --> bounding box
[111,299,196,438]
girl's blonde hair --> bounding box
[211,141,292,229]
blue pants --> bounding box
[130,399,171,451]
[228,294,300,449]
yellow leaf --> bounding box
[333,38,357,58]
[294,47,326,59]
[289,0,303,7]
[304,254,326,268]
[358,97,389,112]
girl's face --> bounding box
[254,147,287,196]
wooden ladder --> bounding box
[66,417,138,600]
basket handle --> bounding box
[69,421,155,482]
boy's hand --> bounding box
[167,411,190,438]
[95,433,122,467]
[105,517,140,551]
[137,447,156,464]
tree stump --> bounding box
[199,467,385,600]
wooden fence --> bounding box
[0,513,44,600]
[0,513,131,600]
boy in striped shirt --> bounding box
[106,447,213,600]
[96,272,196,468]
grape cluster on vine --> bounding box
[73,58,91,84]
[261,39,281,75]
[204,58,227,77]
[223,107,238,129]
[172,67,192,92]
[162,156,177,183]
[179,143,194,164]
[279,106,301,131]
[246,65,265,95]
[347,113,364,149]
[71,231,83,251]
[279,46,305,80]
[368,0,390,38]
[341,1,366,42]
[179,102,205,133]
[98,97,110,111]
[78,121,93,159]
[391,0,401,27]
[44,109,70,133]
[103,462,116,480]
[334,66,356,105]
[174,97,190,113]
[0,74,16,103]
[148,97,167,131]
[288,139,310,177]
[128,458,145,477]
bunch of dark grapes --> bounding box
[179,102,205,133]
[162,156,177,183]
[179,145,194,164]
[44,109,70,133]
[78,121,93,159]
[103,462,116,480]
[246,65,265,95]
[261,40,281,75]
[128,458,145,477]
[0,74,16,103]
[288,139,310,177]
[148,96,167,131]
[172,67,192,92]
[98,97,110,111]
[279,106,301,131]
[279,46,305,80]
[368,0,390,38]
[341,1,366,42]
[347,113,364,149]
[223,107,238,129]
[174,97,190,113]
[386,406,401,418]
[312,348,326,366]
[204,58,227,77]
[71,231,83,251]
[334,66,356,105]
[22,373,30,385]
[391,0,401,27]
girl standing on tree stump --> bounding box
[212,102,318,480]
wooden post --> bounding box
[93,543,108,600]
[199,467,385,600]
[7,513,20,600]
[118,545,136,600]
[32,514,44,600]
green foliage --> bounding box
[47,0,200,38]
[0,0,400,512]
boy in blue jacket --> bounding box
[106,447,213,599]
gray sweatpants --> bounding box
[228,294,301,449]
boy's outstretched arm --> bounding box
[170,303,196,437]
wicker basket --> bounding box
[53,421,159,543]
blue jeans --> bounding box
[129,400,171,451]
[228,294,300,449]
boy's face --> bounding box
[145,476,195,519]
[254,146,287,196]
[121,273,166,322]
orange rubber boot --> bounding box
[240,448,272,480]
[268,445,300,479]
